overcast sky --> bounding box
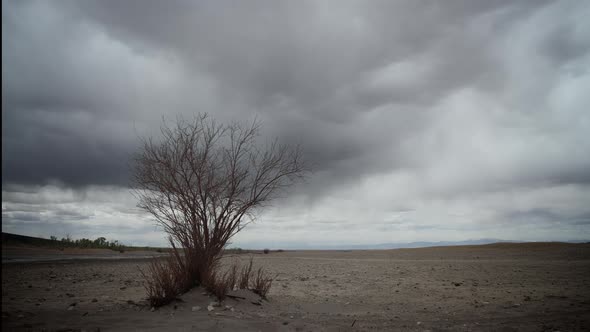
[3,0,590,248]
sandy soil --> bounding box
[2,243,590,331]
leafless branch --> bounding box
[132,113,307,286]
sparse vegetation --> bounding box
[133,114,305,306]
[140,256,191,307]
[224,247,245,255]
[202,266,234,301]
[55,235,126,251]
[252,267,273,299]
[2,232,172,254]
[142,256,273,306]
[1,232,128,252]
[238,258,255,290]
[140,259,177,307]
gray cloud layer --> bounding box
[2,0,589,246]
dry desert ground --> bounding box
[2,242,590,331]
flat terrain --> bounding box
[2,243,590,331]
[2,246,168,264]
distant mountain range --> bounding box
[340,239,521,250]
[245,238,590,250]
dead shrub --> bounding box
[237,258,274,299]
[238,258,254,289]
[251,267,273,299]
[203,263,242,301]
[140,245,196,307]
[203,269,227,301]
[140,257,185,307]
[224,264,239,291]
[169,242,198,293]
[142,255,273,304]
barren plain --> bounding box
[2,242,590,331]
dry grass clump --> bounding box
[142,256,273,306]
[224,264,239,292]
[203,270,228,301]
[140,256,188,307]
[203,264,240,301]
[251,267,273,299]
[237,258,273,299]
[141,245,198,307]
[238,258,254,289]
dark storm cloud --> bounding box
[2,0,561,189]
[540,22,590,65]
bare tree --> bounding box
[133,114,305,288]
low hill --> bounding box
[1,232,168,252]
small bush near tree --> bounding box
[140,257,184,307]
[252,267,273,299]
[238,258,254,290]
[142,257,273,306]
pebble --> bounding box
[207,305,215,312]
[192,306,201,312]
